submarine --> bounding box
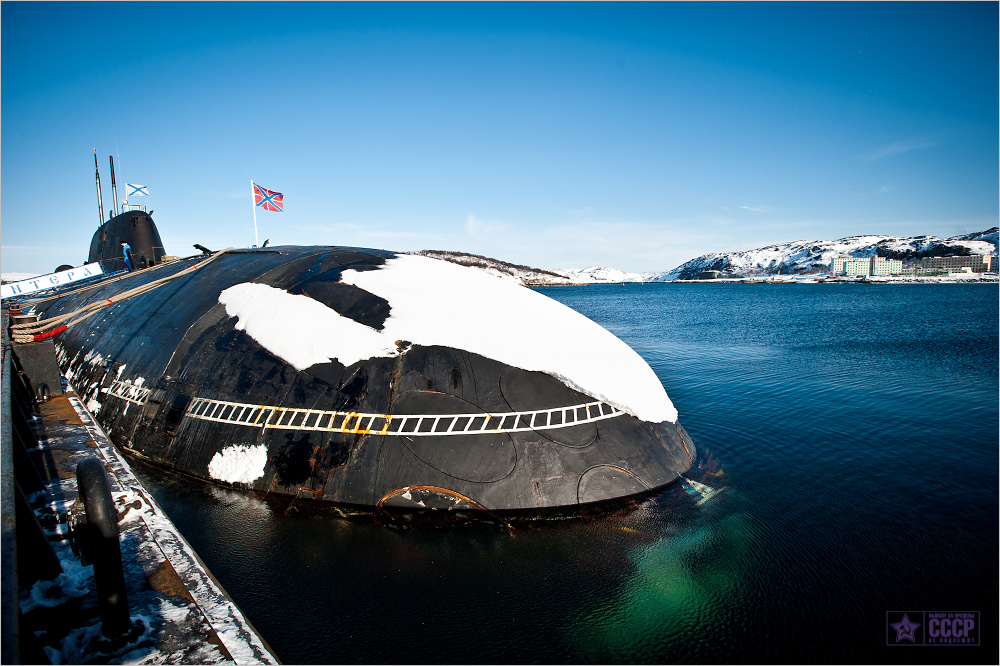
[12,209,696,516]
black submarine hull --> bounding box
[34,245,696,515]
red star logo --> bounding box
[891,613,921,642]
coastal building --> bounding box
[915,265,975,276]
[871,257,903,275]
[831,256,903,276]
[841,258,871,276]
[918,255,993,273]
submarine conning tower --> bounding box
[87,208,166,272]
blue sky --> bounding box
[2,1,997,275]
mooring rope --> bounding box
[10,249,235,344]
[17,253,196,308]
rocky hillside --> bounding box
[414,228,998,285]
[662,228,998,280]
[551,266,663,283]
[410,250,576,285]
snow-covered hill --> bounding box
[661,228,999,280]
[409,250,577,285]
[415,228,998,285]
[551,266,663,284]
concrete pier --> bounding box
[3,315,279,664]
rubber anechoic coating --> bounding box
[43,245,695,513]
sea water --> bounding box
[134,282,997,663]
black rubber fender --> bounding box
[76,457,133,638]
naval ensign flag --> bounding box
[251,180,283,247]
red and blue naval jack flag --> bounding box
[253,182,284,212]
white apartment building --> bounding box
[831,256,903,276]
[918,255,993,273]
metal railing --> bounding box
[105,380,151,406]
[1,307,19,664]
[183,396,624,436]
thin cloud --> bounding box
[862,138,936,161]
[465,214,511,237]
[1,245,78,251]
[741,205,775,213]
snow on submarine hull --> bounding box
[37,241,696,515]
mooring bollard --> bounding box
[75,457,132,638]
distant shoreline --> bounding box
[531,274,1000,287]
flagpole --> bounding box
[251,179,259,247]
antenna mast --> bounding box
[109,155,119,217]
[94,149,105,226]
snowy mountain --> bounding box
[551,266,663,283]
[413,252,663,285]
[409,250,577,285]
[660,228,999,280]
[416,228,998,285]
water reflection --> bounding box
[131,449,749,663]
[566,454,754,662]
[127,284,996,663]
